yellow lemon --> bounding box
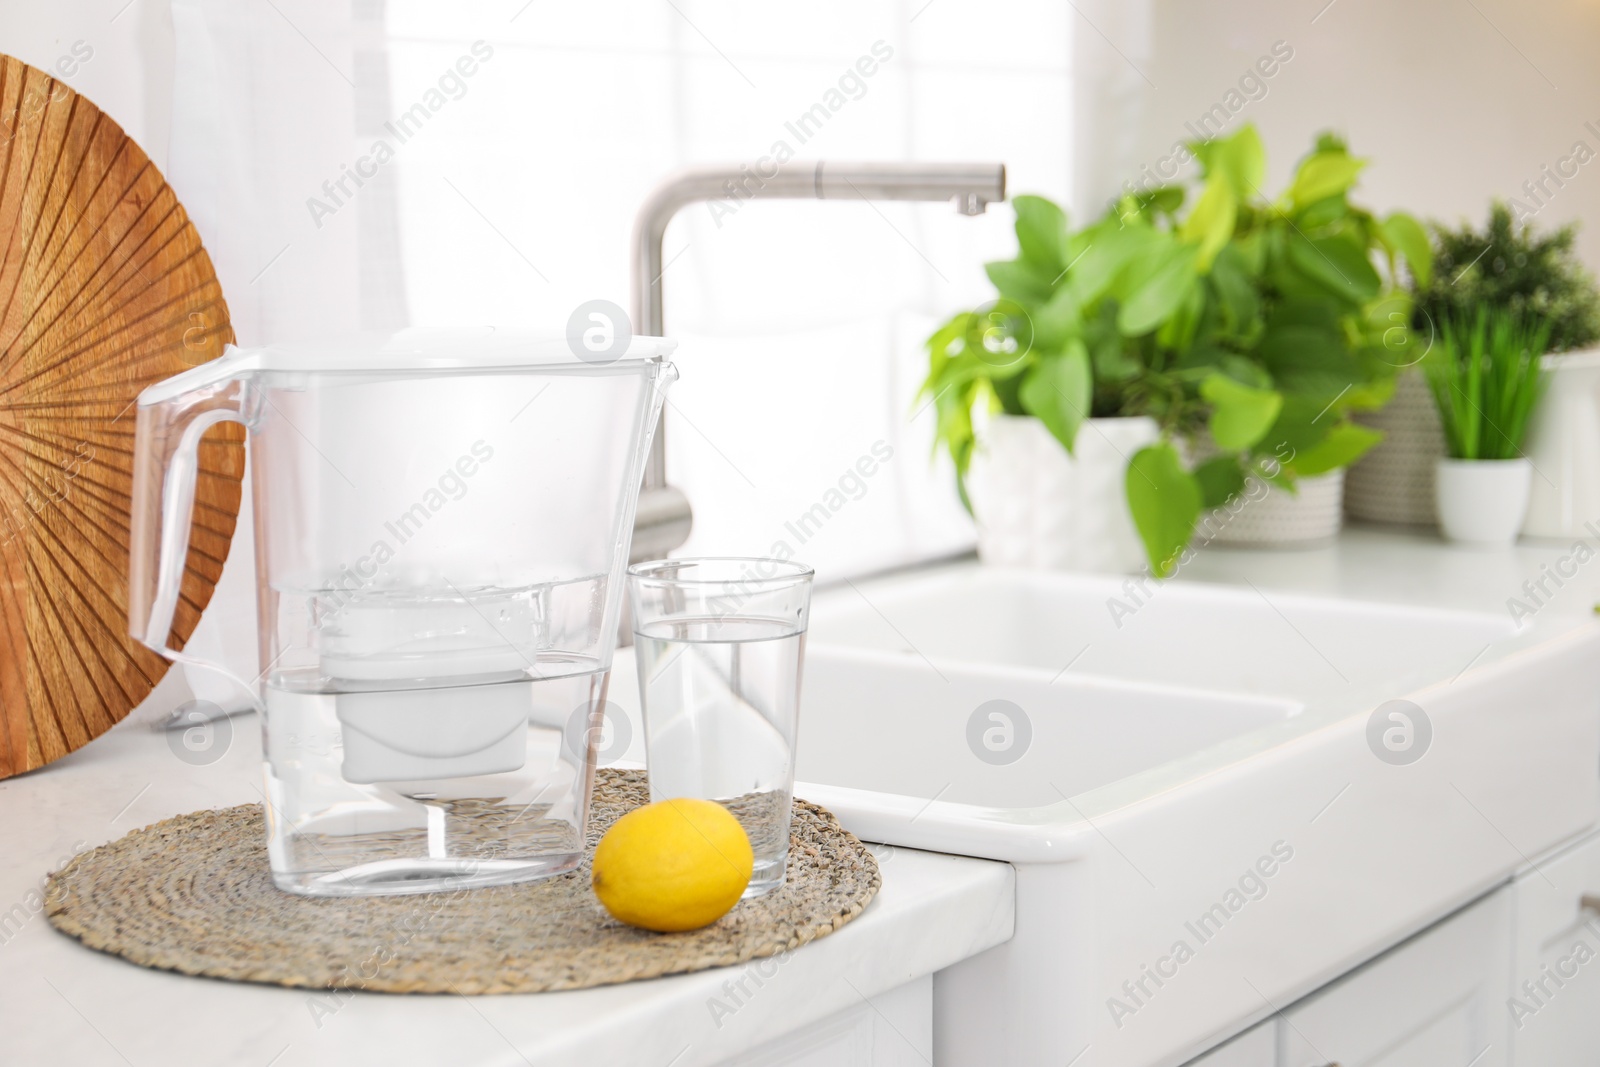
[592,797,753,932]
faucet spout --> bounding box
[810,161,1005,214]
[628,160,1007,557]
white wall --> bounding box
[0,0,175,164]
[1075,0,1600,264]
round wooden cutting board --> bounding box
[0,54,244,778]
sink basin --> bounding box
[784,565,1600,1067]
[798,647,1298,810]
[809,566,1515,701]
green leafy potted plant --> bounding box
[1349,203,1600,530]
[1423,308,1549,543]
[920,193,1173,573]
[923,125,1430,576]
[1140,129,1428,561]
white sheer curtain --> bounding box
[169,0,410,341]
[165,0,415,703]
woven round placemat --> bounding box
[43,769,879,994]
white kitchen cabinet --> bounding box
[714,975,932,1067]
[1184,830,1600,1067]
[1279,887,1512,1066]
[1182,1020,1277,1066]
[1509,827,1600,1065]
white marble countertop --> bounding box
[1172,522,1600,619]
[0,709,1014,1067]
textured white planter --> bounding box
[1345,369,1443,527]
[1522,349,1600,540]
[1436,458,1532,545]
[967,414,1157,574]
[1203,467,1346,548]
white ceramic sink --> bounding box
[809,567,1514,701]
[786,564,1600,1067]
[799,648,1298,810]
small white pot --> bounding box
[967,414,1158,574]
[1521,348,1600,539]
[1435,458,1532,545]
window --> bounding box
[174,0,1077,581]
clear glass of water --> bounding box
[629,558,813,897]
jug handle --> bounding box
[128,371,259,704]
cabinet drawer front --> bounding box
[1281,887,1511,1067]
[1512,827,1600,1065]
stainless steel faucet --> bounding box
[628,160,1008,560]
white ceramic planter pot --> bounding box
[1436,458,1532,545]
[1522,348,1600,539]
[967,414,1158,573]
[1203,467,1346,548]
[1344,369,1443,527]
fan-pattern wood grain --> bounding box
[0,54,243,778]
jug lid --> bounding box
[139,328,676,405]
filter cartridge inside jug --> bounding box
[318,586,545,782]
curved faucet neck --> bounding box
[627,159,1006,551]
